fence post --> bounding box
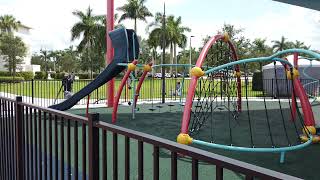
[88,113,99,180]
[31,79,34,104]
[15,96,23,180]
[271,78,274,98]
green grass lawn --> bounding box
[0,78,263,99]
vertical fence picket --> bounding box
[15,97,23,180]
[138,141,143,180]
[88,113,99,180]
[171,152,177,180]
[74,121,78,180]
[113,132,118,180]
[102,130,107,180]
[124,136,130,180]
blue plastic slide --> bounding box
[49,28,139,111]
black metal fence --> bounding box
[0,78,318,107]
[0,96,302,180]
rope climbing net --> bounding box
[189,40,240,135]
[178,34,319,163]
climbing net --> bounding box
[179,34,318,162]
[189,40,240,135]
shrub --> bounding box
[0,71,33,80]
[0,76,24,83]
[77,73,90,79]
[34,71,48,80]
[50,72,65,79]
[93,73,99,78]
[50,72,56,79]
[17,71,34,80]
[252,71,263,91]
[0,71,11,76]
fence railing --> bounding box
[0,78,318,107]
[0,95,303,180]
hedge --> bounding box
[0,76,24,83]
[34,72,48,80]
[252,71,263,91]
[50,72,65,79]
[76,73,99,79]
[0,71,34,80]
[18,71,34,80]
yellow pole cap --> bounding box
[177,133,193,145]
[234,71,241,78]
[128,63,136,71]
[286,68,299,80]
[143,64,152,72]
[302,126,317,135]
[223,32,230,42]
[191,67,204,77]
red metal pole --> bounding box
[106,0,114,107]
[292,53,315,126]
[180,35,238,133]
[134,63,153,108]
[112,60,138,123]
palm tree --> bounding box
[148,14,190,74]
[39,49,49,71]
[272,36,288,52]
[147,29,161,65]
[0,15,21,33]
[117,0,153,33]
[168,16,190,74]
[71,6,105,78]
[292,40,309,49]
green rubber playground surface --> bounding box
[68,100,320,179]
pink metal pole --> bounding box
[106,0,114,107]
[180,35,239,133]
[292,53,315,126]
[134,63,153,108]
[112,60,138,123]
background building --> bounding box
[0,24,40,73]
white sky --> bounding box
[0,0,320,53]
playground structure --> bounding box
[101,31,320,163]
[44,23,320,163]
[176,34,320,163]
[112,62,192,122]
[49,28,139,111]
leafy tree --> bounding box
[0,33,27,76]
[117,0,153,33]
[31,53,55,71]
[59,53,77,73]
[0,15,21,33]
[201,24,250,68]
[249,38,273,71]
[59,46,80,73]
[139,38,152,64]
